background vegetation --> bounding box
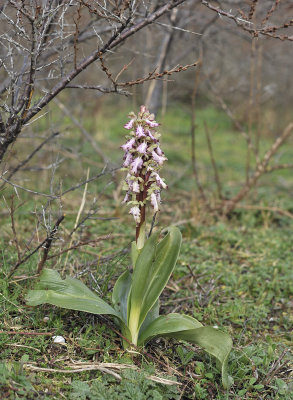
[0,1,293,399]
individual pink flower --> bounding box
[122,192,130,204]
[136,125,145,138]
[151,192,159,212]
[132,181,140,193]
[123,152,133,167]
[131,157,143,174]
[121,138,135,152]
[153,172,167,189]
[124,119,135,130]
[129,206,141,224]
[146,119,159,128]
[146,129,157,142]
[156,145,163,156]
[152,150,167,165]
[137,142,148,154]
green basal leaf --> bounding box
[138,313,202,345]
[128,227,182,344]
[138,299,159,336]
[136,221,146,251]
[166,327,233,389]
[131,241,139,268]
[112,270,132,324]
[26,269,123,321]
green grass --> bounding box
[0,104,292,398]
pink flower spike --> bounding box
[124,119,135,130]
[121,138,135,152]
[136,125,145,138]
[131,157,143,174]
[123,152,133,167]
[146,119,159,128]
[137,142,148,154]
[129,206,141,224]
[152,150,167,165]
[151,192,159,212]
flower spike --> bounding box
[121,106,167,234]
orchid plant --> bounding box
[26,106,233,389]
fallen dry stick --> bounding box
[23,363,181,386]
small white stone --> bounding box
[52,335,66,344]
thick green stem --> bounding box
[128,308,139,346]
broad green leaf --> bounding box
[138,299,160,336]
[128,227,182,343]
[138,313,202,345]
[131,241,139,268]
[26,269,122,320]
[166,327,233,389]
[112,270,132,324]
[136,221,146,250]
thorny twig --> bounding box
[262,349,290,385]
[223,122,293,214]
[0,0,188,162]
[37,214,65,274]
[0,167,119,199]
[0,132,60,190]
[201,1,293,41]
[8,214,65,278]
[118,61,198,87]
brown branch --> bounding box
[204,122,223,200]
[206,80,260,164]
[201,0,293,41]
[234,204,293,220]
[99,55,116,86]
[73,2,83,69]
[0,132,60,190]
[0,0,189,162]
[264,163,293,173]
[190,52,208,205]
[118,61,198,87]
[8,214,65,278]
[223,122,293,214]
[22,0,187,125]
[46,235,119,260]
[37,214,65,274]
[248,0,258,21]
[1,167,119,200]
[0,331,54,336]
[20,19,36,120]
[262,0,281,25]
[262,349,290,385]
[53,98,109,163]
[65,84,129,95]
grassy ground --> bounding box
[0,103,292,399]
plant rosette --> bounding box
[26,106,233,389]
